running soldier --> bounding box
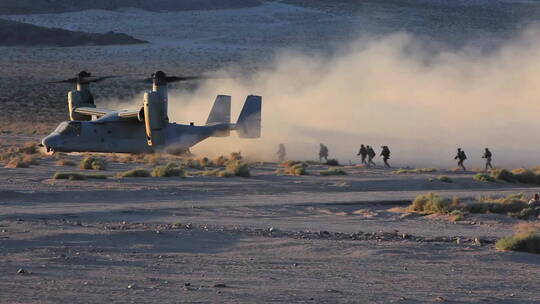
[319,144,329,162]
[482,148,493,171]
[357,144,367,165]
[367,145,376,167]
[380,146,391,168]
[454,148,467,171]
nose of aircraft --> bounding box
[42,134,60,152]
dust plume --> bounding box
[142,28,540,167]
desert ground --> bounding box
[1,1,540,303]
[1,138,540,303]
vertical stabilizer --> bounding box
[206,95,231,124]
[236,95,262,138]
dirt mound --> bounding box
[0,19,147,46]
[0,0,262,15]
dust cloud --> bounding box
[131,28,540,168]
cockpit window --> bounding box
[56,122,81,136]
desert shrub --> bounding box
[473,173,495,182]
[144,154,161,166]
[5,157,29,168]
[229,152,243,161]
[80,156,107,170]
[213,155,228,167]
[496,233,540,254]
[436,175,452,183]
[118,168,151,178]
[224,160,250,177]
[201,169,221,176]
[408,193,455,214]
[152,163,185,177]
[22,154,39,165]
[217,170,235,177]
[53,172,87,180]
[85,173,107,179]
[56,158,76,166]
[509,207,538,220]
[393,168,437,174]
[17,142,38,154]
[325,159,340,166]
[320,168,347,176]
[183,158,204,169]
[490,168,516,183]
[467,194,528,214]
[119,155,134,163]
[278,161,308,176]
[449,210,464,221]
[198,157,212,167]
[511,168,538,184]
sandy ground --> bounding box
[1,136,540,303]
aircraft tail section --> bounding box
[236,95,262,138]
[206,95,231,125]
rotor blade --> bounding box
[49,77,78,84]
[83,76,118,83]
[165,75,210,83]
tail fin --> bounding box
[236,95,262,138]
[206,95,231,125]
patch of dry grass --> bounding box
[277,160,308,176]
[56,158,76,166]
[80,156,107,170]
[151,163,185,177]
[496,223,540,254]
[118,168,151,178]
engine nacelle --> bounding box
[143,91,166,146]
[68,90,96,121]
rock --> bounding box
[401,233,408,239]
[213,283,227,288]
[127,284,136,289]
[184,282,191,287]
[456,237,461,245]
[17,268,25,274]
[474,237,481,245]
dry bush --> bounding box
[118,168,151,178]
[393,168,437,174]
[144,154,161,166]
[223,160,250,177]
[151,163,185,177]
[468,194,528,214]
[22,154,39,165]
[277,161,308,176]
[80,156,107,170]
[325,159,340,166]
[511,168,538,184]
[490,168,516,183]
[229,152,243,161]
[213,155,228,167]
[201,169,221,176]
[56,158,76,166]
[119,154,135,163]
[53,172,86,180]
[18,142,38,154]
[473,173,495,182]
[320,168,347,176]
[4,157,29,168]
[436,175,452,183]
[408,193,458,214]
[496,224,540,254]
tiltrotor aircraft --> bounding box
[41,71,262,154]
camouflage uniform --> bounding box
[357,144,367,165]
[380,146,391,168]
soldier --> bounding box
[357,144,367,165]
[454,148,467,171]
[277,144,286,162]
[482,148,493,171]
[380,146,391,168]
[367,145,376,167]
[528,193,540,217]
[319,144,329,162]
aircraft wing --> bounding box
[73,107,115,117]
[117,110,140,119]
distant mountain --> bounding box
[0,19,148,46]
[0,0,261,15]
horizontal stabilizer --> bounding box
[236,95,262,138]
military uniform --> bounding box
[380,146,391,168]
[482,148,492,171]
[357,145,367,164]
[319,144,329,162]
[454,148,467,171]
